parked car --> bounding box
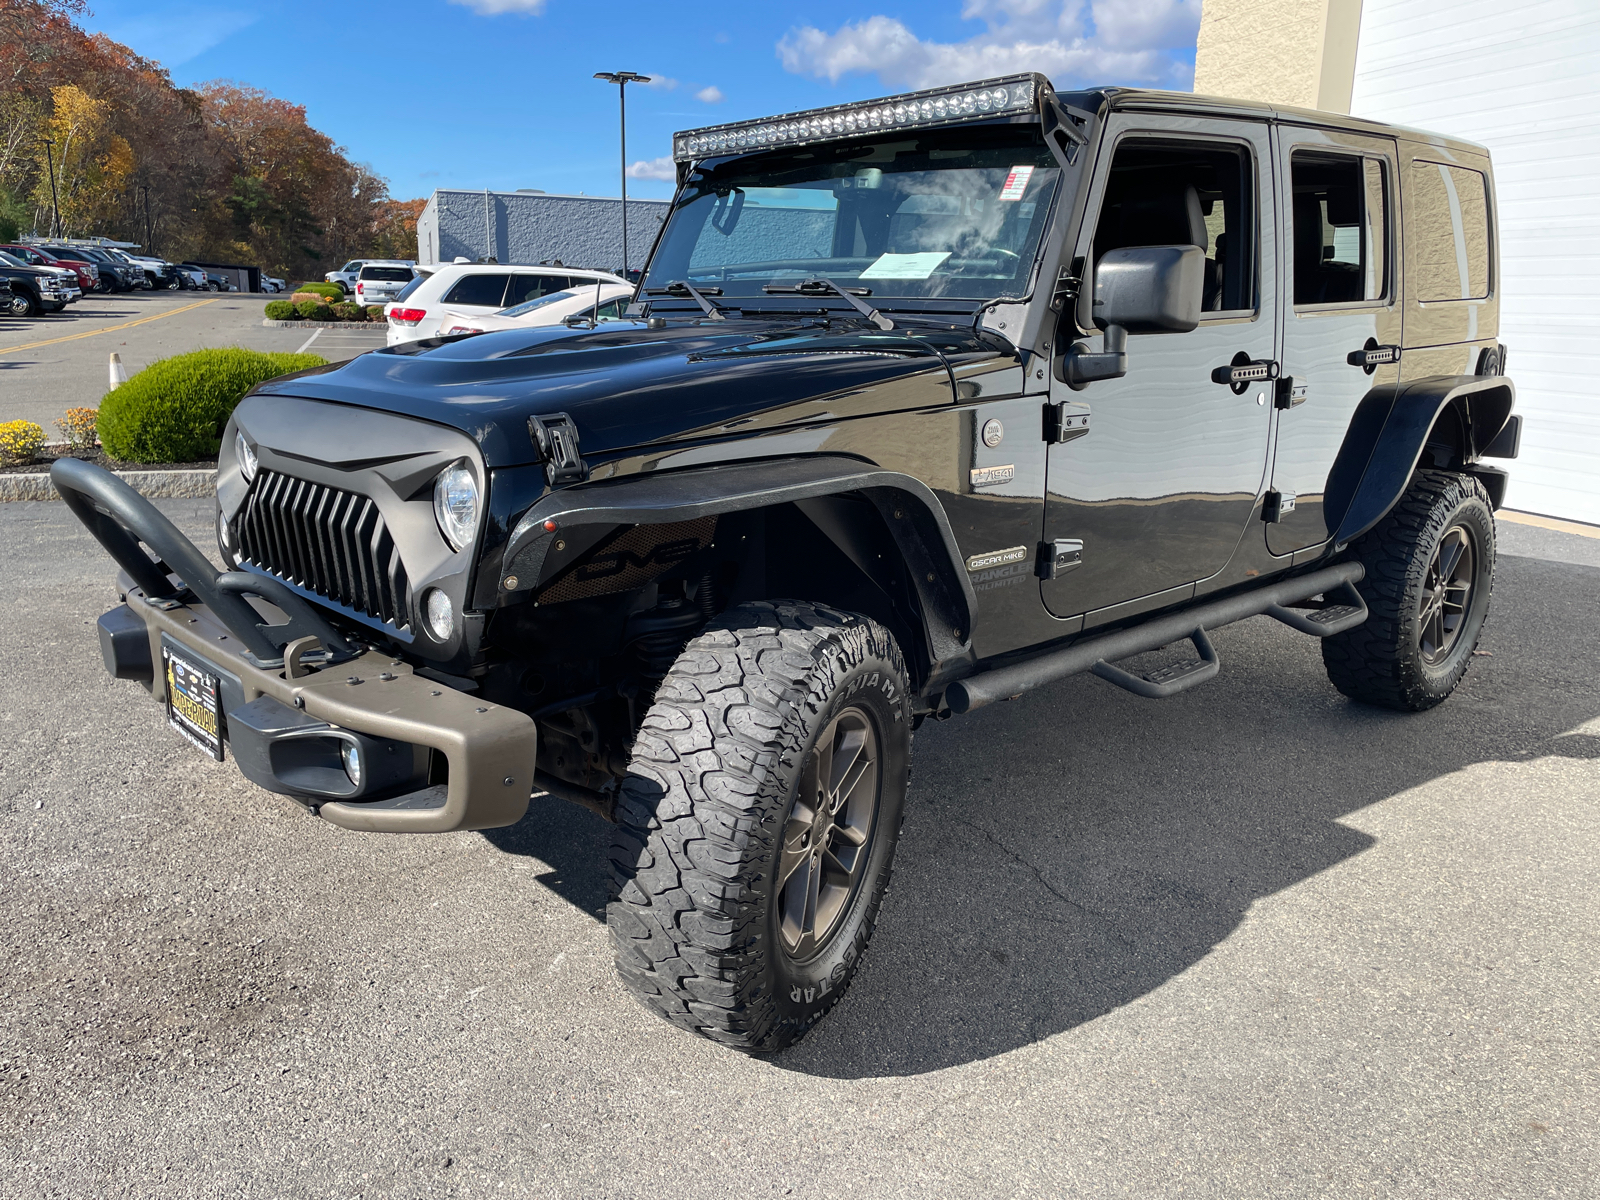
[439,281,634,335]
[38,244,137,292]
[57,72,1520,1056]
[0,249,79,305]
[0,252,73,315]
[178,265,236,292]
[260,274,287,293]
[175,264,208,290]
[384,264,627,345]
[325,260,370,294]
[353,261,420,308]
[0,244,98,293]
[109,249,181,290]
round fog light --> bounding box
[341,742,361,787]
[424,587,454,641]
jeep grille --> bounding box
[236,470,411,630]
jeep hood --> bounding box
[250,317,1006,467]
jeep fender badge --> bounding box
[969,464,1015,488]
[966,545,1029,573]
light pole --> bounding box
[593,71,650,278]
[40,138,61,239]
[139,185,152,252]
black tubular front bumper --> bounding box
[55,458,535,834]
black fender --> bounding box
[1325,374,1516,546]
[495,455,976,678]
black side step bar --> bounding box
[945,562,1366,713]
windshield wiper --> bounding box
[645,280,727,320]
[762,277,893,331]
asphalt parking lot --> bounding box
[1,500,1596,1199]
[0,291,388,430]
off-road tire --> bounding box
[606,600,912,1052]
[1323,469,1495,710]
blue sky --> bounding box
[82,0,1200,203]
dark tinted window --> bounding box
[1291,153,1388,305]
[394,275,427,302]
[504,273,570,306]
[442,273,510,306]
[360,266,414,282]
[1410,162,1489,302]
[1089,139,1254,314]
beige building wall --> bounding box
[1194,0,1364,112]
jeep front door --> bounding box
[1266,129,1400,555]
[1042,116,1277,624]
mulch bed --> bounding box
[0,448,217,476]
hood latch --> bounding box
[529,413,587,487]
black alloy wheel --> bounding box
[777,706,881,960]
[1323,469,1496,711]
[1418,524,1476,664]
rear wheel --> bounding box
[607,600,912,1052]
[1323,470,1495,710]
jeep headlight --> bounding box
[432,461,479,551]
[235,431,258,483]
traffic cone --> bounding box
[109,353,128,390]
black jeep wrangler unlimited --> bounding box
[59,74,1520,1052]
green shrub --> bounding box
[332,301,364,322]
[264,299,298,320]
[97,348,328,464]
[366,305,387,319]
[293,281,344,302]
[294,299,330,320]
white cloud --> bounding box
[447,0,547,14]
[695,85,724,104]
[627,157,677,181]
[777,0,1199,92]
[643,75,678,90]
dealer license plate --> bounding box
[162,643,225,761]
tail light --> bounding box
[356,281,364,294]
[390,308,426,325]
[444,325,483,337]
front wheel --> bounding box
[1323,470,1495,711]
[607,600,912,1052]
[10,291,37,317]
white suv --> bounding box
[384,264,629,346]
[325,260,368,294]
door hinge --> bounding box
[1262,489,1296,523]
[1275,376,1308,409]
[528,413,587,487]
[1036,538,1084,579]
[1043,400,1092,444]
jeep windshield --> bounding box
[643,124,1061,312]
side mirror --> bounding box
[1058,245,1205,389]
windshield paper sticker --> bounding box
[998,165,1035,202]
[859,251,951,280]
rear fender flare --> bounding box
[1326,374,1515,545]
[496,455,976,676]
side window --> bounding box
[442,273,511,307]
[1086,139,1254,318]
[504,273,567,306]
[1410,162,1490,301]
[594,298,626,319]
[1290,152,1388,306]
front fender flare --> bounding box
[1326,374,1515,546]
[497,455,976,675]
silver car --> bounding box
[354,261,418,307]
[325,260,367,294]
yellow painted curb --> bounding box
[0,297,221,356]
[1499,510,1600,540]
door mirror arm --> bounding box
[1058,324,1127,390]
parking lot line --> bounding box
[295,328,323,355]
[0,298,222,356]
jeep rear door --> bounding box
[1266,127,1401,556]
[1041,113,1278,626]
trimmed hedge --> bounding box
[294,281,344,302]
[366,305,387,319]
[294,299,331,320]
[97,348,328,464]
[264,299,297,320]
[332,301,365,321]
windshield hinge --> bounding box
[1050,258,1084,311]
[529,413,587,487]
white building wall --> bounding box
[1350,0,1600,522]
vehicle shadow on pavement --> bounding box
[481,795,611,921]
[768,552,1600,1078]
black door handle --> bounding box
[1211,352,1279,395]
[1347,339,1401,374]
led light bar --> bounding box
[673,72,1048,162]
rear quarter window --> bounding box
[1409,162,1490,301]
[442,273,511,307]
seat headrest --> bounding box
[1115,184,1206,250]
